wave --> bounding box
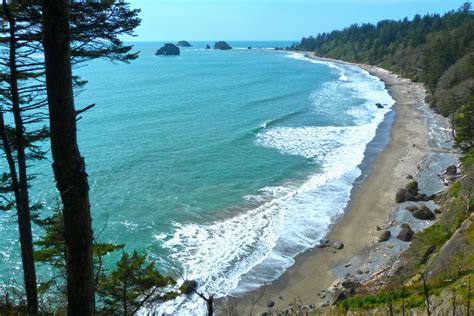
[285,52,349,81]
[253,109,307,133]
[152,53,395,315]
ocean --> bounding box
[0,41,394,314]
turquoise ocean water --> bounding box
[0,41,394,314]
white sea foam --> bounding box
[152,52,395,315]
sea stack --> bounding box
[214,41,232,50]
[156,43,180,56]
[176,40,192,47]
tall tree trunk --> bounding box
[42,1,95,315]
[1,1,39,313]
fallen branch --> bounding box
[377,220,396,231]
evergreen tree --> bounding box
[455,96,474,148]
[97,251,177,315]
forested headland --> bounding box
[291,3,473,148]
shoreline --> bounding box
[227,53,432,314]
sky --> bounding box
[125,0,466,41]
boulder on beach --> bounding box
[415,193,430,202]
[378,230,391,242]
[406,205,418,212]
[266,300,275,308]
[375,103,384,109]
[445,165,457,175]
[341,279,362,290]
[214,41,232,50]
[156,43,180,56]
[332,241,344,250]
[176,40,191,47]
[396,188,407,203]
[397,223,415,242]
[405,180,419,196]
[330,289,347,305]
[406,174,414,179]
[412,205,436,220]
[318,239,329,248]
[180,280,198,294]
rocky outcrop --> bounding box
[412,205,436,220]
[214,41,232,50]
[378,230,391,242]
[156,43,180,56]
[375,103,384,109]
[397,224,415,242]
[176,40,191,47]
[205,44,211,49]
[406,205,418,212]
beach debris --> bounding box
[266,300,275,308]
[412,205,436,220]
[443,174,466,186]
[332,241,344,250]
[331,279,341,289]
[376,220,396,230]
[363,260,401,286]
[397,223,415,242]
[377,230,391,242]
[330,289,347,305]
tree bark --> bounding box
[1,1,39,313]
[42,1,95,315]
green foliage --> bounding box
[449,181,462,197]
[33,208,124,298]
[461,148,474,166]
[290,3,474,141]
[97,251,177,315]
[455,96,474,147]
[339,290,407,309]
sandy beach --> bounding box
[227,53,432,315]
